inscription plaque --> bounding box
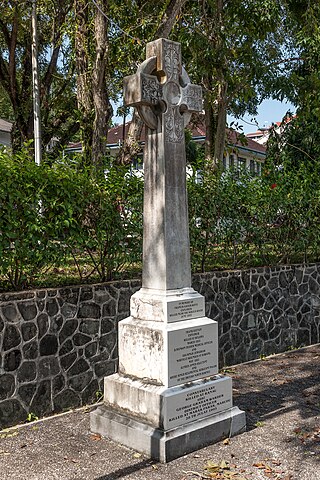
[168,320,218,387]
[163,375,232,429]
[167,296,205,323]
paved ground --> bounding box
[0,344,319,480]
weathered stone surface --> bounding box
[30,380,52,416]
[59,339,73,356]
[18,384,37,405]
[47,289,57,298]
[39,335,58,356]
[50,315,63,333]
[37,313,49,338]
[18,302,37,321]
[46,298,59,316]
[99,333,114,351]
[0,374,15,400]
[23,340,38,359]
[78,302,101,319]
[68,358,90,376]
[4,349,22,371]
[52,374,65,395]
[3,324,21,350]
[59,319,78,343]
[79,287,93,302]
[0,399,27,428]
[79,319,99,335]
[73,333,91,346]
[82,379,99,404]
[21,322,37,341]
[60,303,77,319]
[94,360,115,378]
[68,371,93,392]
[102,301,116,317]
[59,288,79,305]
[60,352,77,370]
[39,357,60,379]
[1,304,18,322]
[53,389,81,411]
[17,361,37,382]
[85,342,98,358]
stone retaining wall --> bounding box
[1,264,320,429]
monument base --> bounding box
[90,403,246,463]
[90,373,245,462]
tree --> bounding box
[0,0,77,152]
[113,0,189,165]
[74,0,113,168]
[177,0,291,168]
[267,2,320,168]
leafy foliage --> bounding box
[188,159,320,273]
[0,150,143,289]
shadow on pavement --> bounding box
[92,458,156,480]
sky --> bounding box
[228,99,296,134]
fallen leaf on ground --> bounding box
[183,470,210,479]
[204,460,249,479]
[223,438,230,445]
[133,452,142,458]
[90,433,101,441]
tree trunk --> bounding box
[116,0,188,165]
[74,0,94,164]
[203,76,215,165]
[213,80,227,169]
[203,0,227,171]
[92,0,111,169]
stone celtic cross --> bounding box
[91,39,245,463]
[124,38,203,291]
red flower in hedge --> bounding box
[270,183,277,189]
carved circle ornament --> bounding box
[164,81,181,106]
[124,39,203,138]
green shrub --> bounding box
[0,148,60,288]
[62,161,143,282]
[0,151,143,289]
[188,159,320,272]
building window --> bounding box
[250,160,256,175]
[238,157,246,170]
[256,162,261,176]
[132,154,143,170]
[229,154,235,169]
[223,155,227,170]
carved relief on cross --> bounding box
[124,38,203,139]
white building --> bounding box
[0,119,12,149]
[67,121,266,175]
[246,116,295,146]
